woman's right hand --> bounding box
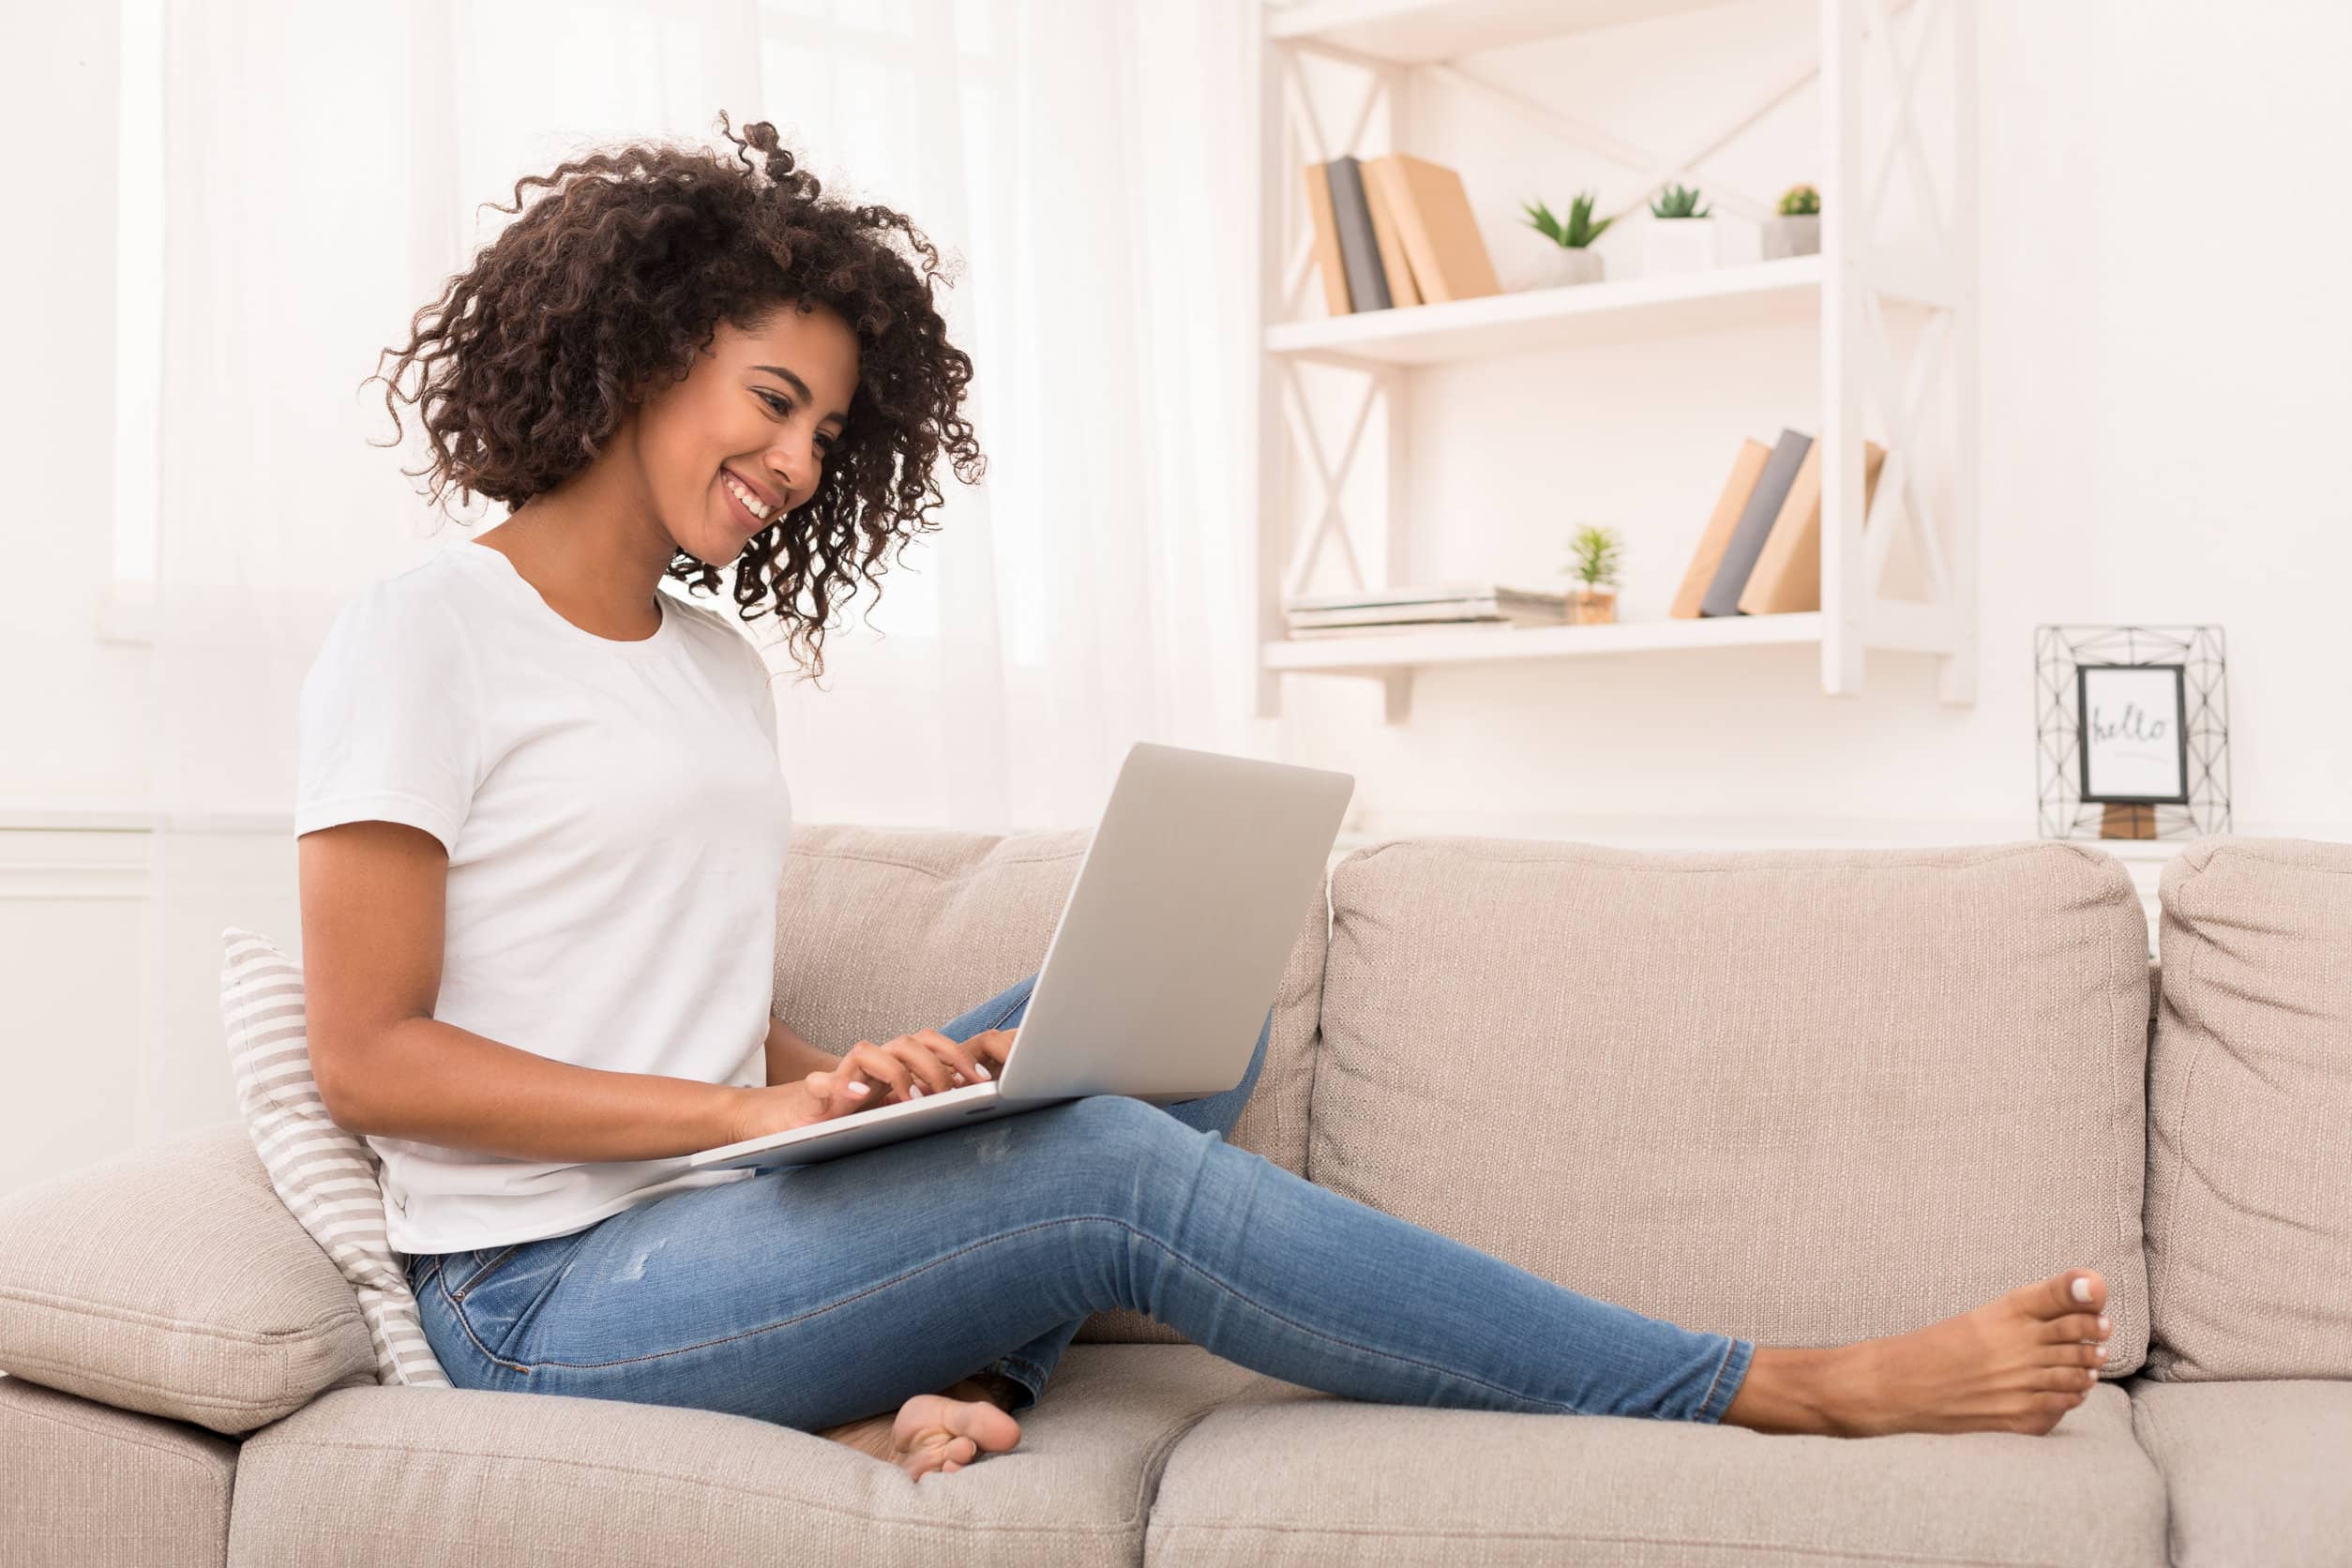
[722,1029,1017,1147]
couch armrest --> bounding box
[0,1121,377,1435]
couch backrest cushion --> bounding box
[0,1121,379,1434]
[774,823,1329,1345]
[1315,837,2153,1365]
[2147,836,2352,1380]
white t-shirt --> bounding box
[294,538,792,1255]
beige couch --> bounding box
[4,826,2348,1567]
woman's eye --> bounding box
[758,392,836,454]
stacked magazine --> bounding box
[1283,582,1574,639]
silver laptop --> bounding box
[688,741,1354,1171]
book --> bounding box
[1302,161,1353,315]
[1324,157,1392,312]
[1359,156,1423,307]
[1289,600,1568,629]
[1670,439,1772,620]
[1363,154,1500,304]
[1736,439,1889,615]
[1698,429,1812,617]
[1285,581,1569,612]
[1287,619,1528,640]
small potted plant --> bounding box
[1562,524,1623,625]
[1764,182,1820,259]
[1642,182,1715,276]
[1519,190,1613,287]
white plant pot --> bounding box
[1762,214,1820,260]
[1643,217,1717,277]
[1528,247,1605,288]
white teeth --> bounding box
[724,474,775,520]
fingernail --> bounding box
[2094,1345,2107,1360]
[847,1083,869,1096]
[975,1063,990,1078]
[2098,1316,2110,1333]
[912,1083,927,1098]
[2071,1277,2090,1302]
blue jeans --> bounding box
[406,972,1755,1431]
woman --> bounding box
[296,113,2114,1484]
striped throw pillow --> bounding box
[219,927,449,1387]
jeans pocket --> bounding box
[445,1244,521,1303]
[444,1233,589,1368]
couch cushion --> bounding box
[1315,837,2152,1364]
[2146,836,2352,1380]
[0,1121,377,1434]
[2127,1378,2352,1568]
[1146,1377,2164,1567]
[229,1343,1260,1567]
[774,823,1329,1346]
[0,1369,238,1568]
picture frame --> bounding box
[2075,663,2189,805]
[2035,626,2231,841]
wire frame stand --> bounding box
[2035,625,2231,841]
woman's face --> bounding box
[637,307,860,566]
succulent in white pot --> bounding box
[1641,183,1716,276]
[1764,183,1820,260]
[1519,190,1612,287]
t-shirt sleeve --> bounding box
[294,580,483,854]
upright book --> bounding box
[1670,439,1772,619]
[1323,156,1392,312]
[1738,439,1889,615]
[1358,155,1424,307]
[1698,428,1812,617]
[1302,160,1353,315]
[1362,154,1500,303]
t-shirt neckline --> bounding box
[452,538,684,658]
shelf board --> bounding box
[1263,611,1823,671]
[1266,255,1823,367]
[1270,0,1747,63]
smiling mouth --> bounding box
[721,471,779,524]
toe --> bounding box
[955,1400,1021,1455]
[2040,1268,2105,1318]
[2043,1312,2108,1343]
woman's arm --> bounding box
[302,821,747,1162]
[764,1013,837,1086]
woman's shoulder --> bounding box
[662,590,772,677]
[344,545,491,620]
[312,550,483,681]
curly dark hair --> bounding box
[364,111,985,684]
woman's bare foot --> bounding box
[1722,1268,2114,1439]
[816,1376,1025,1481]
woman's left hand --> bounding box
[851,1026,1017,1104]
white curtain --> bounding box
[143,0,1267,852]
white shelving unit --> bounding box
[1253,0,1979,724]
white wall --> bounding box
[1280,1,2352,840]
[0,0,166,1197]
[5,0,2349,1191]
